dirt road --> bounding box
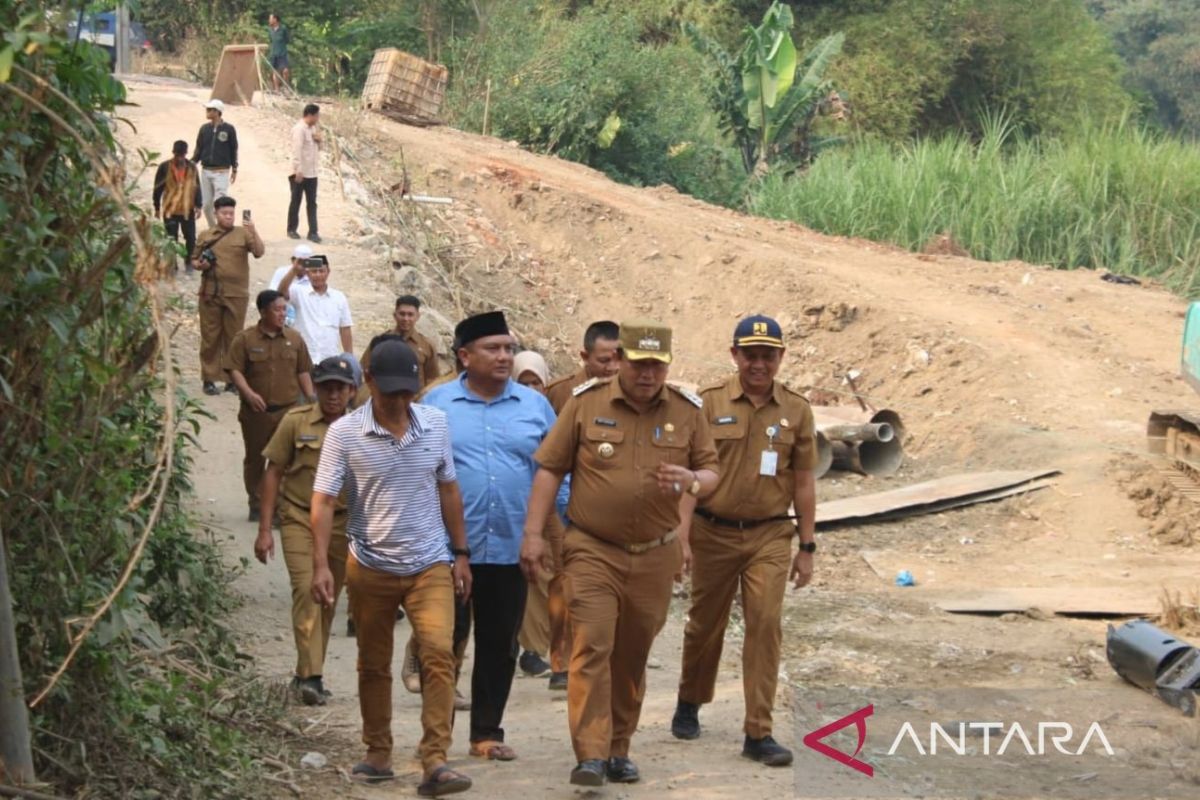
[119,76,1200,798]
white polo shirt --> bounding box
[291,284,352,363]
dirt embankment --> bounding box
[120,77,1200,798]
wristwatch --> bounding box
[451,546,471,558]
[798,541,817,554]
[687,471,702,496]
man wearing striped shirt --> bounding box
[311,335,473,795]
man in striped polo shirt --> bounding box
[311,335,473,796]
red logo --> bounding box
[802,704,874,777]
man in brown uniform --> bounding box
[224,289,315,521]
[520,320,720,787]
[544,320,621,413]
[194,195,265,396]
[362,295,440,386]
[256,356,356,706]
[671,315,817,767]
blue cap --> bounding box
[733,315,785,348]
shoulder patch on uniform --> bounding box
[780,382,812,404]
[667,383,703,408]
[572,377,608,397]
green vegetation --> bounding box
[1,6,282,795]
[749,117,1200,294]
[687,3,844,173]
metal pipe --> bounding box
[817,421,894,443]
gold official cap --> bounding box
[619,319,672,364]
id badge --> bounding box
[759,449,778,477]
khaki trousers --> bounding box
[280,511,348,678]
[238,406,289,507]
[678,517,791,738]
[562,527,681,761]
[347,555,456,772]
[198,293,247,382]
[518,514,570,671]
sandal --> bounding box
[350,762,395,783]
[470,740,517,761]
[418,765,472,797]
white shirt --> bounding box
[269,264,309,291]
[291,284,352,362]
[291,120,320,178]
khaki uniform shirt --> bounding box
[195,226,263,299]
[223,323,313,409]
[262,403,348,526]
[545,368,588,414]
[361,329,440,388]
[699,374,817,520]
[535,378,719,545]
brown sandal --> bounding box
[469,740,517,761]
[418,765,472,796]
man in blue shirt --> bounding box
[423,311,557,762]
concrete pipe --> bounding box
[814,431,832,479]
[830,438,904,477]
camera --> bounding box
[198,248,217,266]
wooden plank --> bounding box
[815,469,1059,527]
[930,587,1164,616]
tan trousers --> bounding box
[198,293,247,382]
[238,406,289,507]
[347,555,456,772]
[678,517,791,738]
[518,514,570,671]
[280,512,348,678]
[562,526,681,761]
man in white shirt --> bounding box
[287,103,322,244]
[278,255,353,364]
[271,244,313,328]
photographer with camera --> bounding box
[193,196,265,396]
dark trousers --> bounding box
[287,176,318,236]
[453,563,526,743]
[164,215,196,270]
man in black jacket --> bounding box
[152,140,203,275]
[193,99,239,227]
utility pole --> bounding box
[115,3,131,75]
[0,532,35,784]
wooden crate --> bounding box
[361,49,448,126]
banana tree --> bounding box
[688,2,844,173]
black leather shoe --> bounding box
[671,699,701,740]
[346,618,356,637]
[307,233,322,244]
[287,230,300,239]
[606,756,639,783]
[224,382,237,394]
[247,506,260,522]
[202,381,219,396]
[742,734,794,766]
[569,760,606,787]
[548,671,567,691]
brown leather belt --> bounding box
[694,508,795,531]
[578,526,678,554]
[202,165,232,171]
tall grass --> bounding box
[748,117,1200,295]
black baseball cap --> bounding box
[312,356,356,386]
[368,339,421,393]
[733,315,785,348]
